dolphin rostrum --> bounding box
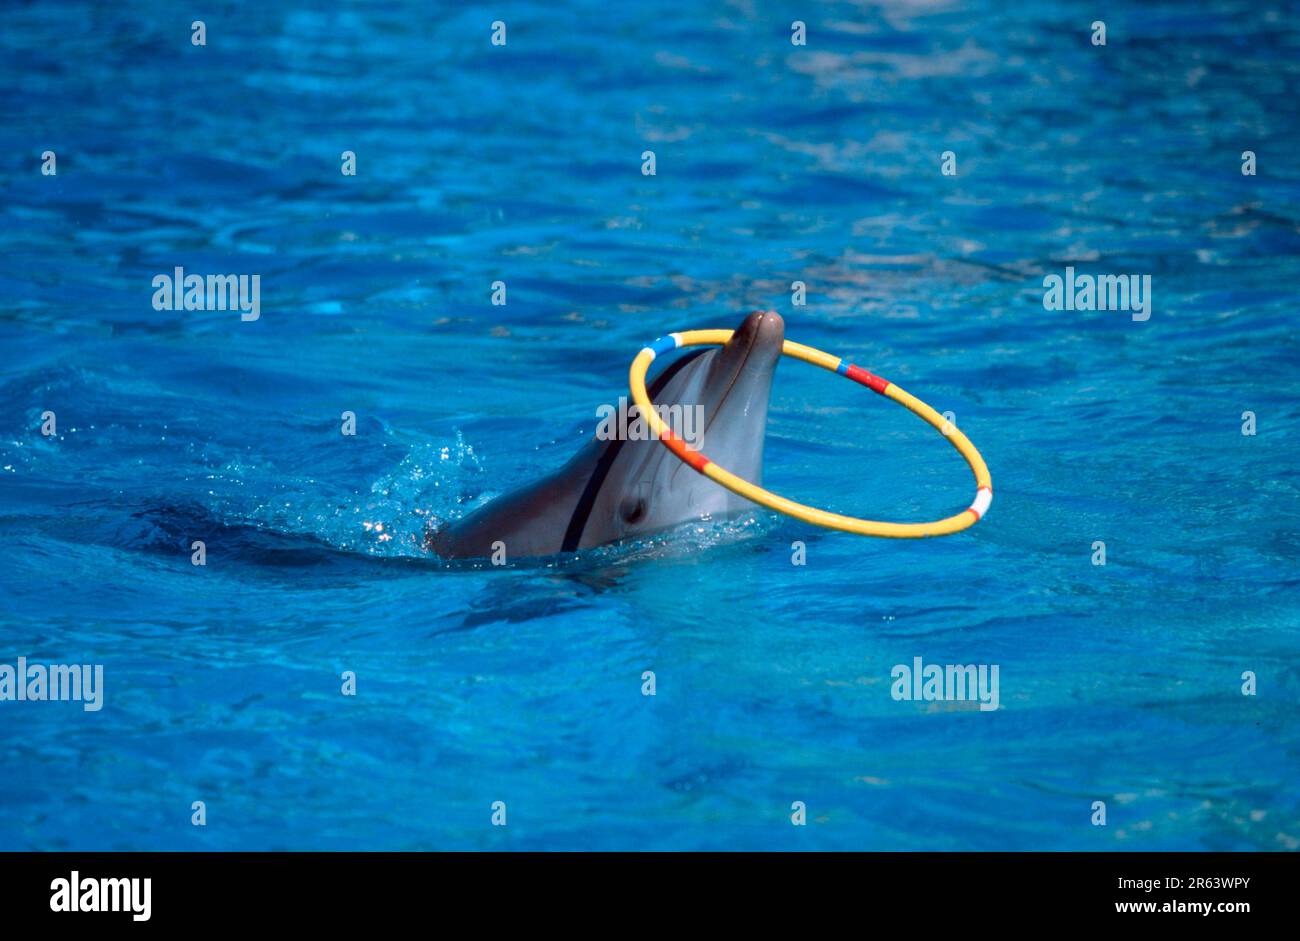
[428,310,785,559]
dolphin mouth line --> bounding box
[666,320,774,486]
[704,318,763,436]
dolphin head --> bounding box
[573,309,785,547]
[428,310,785,559]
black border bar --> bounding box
[0,851,1291,926]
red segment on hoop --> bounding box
[845,364,889,394]
[661,428,711,473]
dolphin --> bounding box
[428,310,785,559]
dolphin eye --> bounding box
[620,496,647,526]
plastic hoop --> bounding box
[628,329,992,538]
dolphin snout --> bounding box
[728,310,785,374]
[749,309,785,348]
[703,309,784,424]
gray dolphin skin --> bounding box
[428,310,784,559]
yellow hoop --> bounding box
[628,329,992,538]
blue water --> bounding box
[2,1,1298,851]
